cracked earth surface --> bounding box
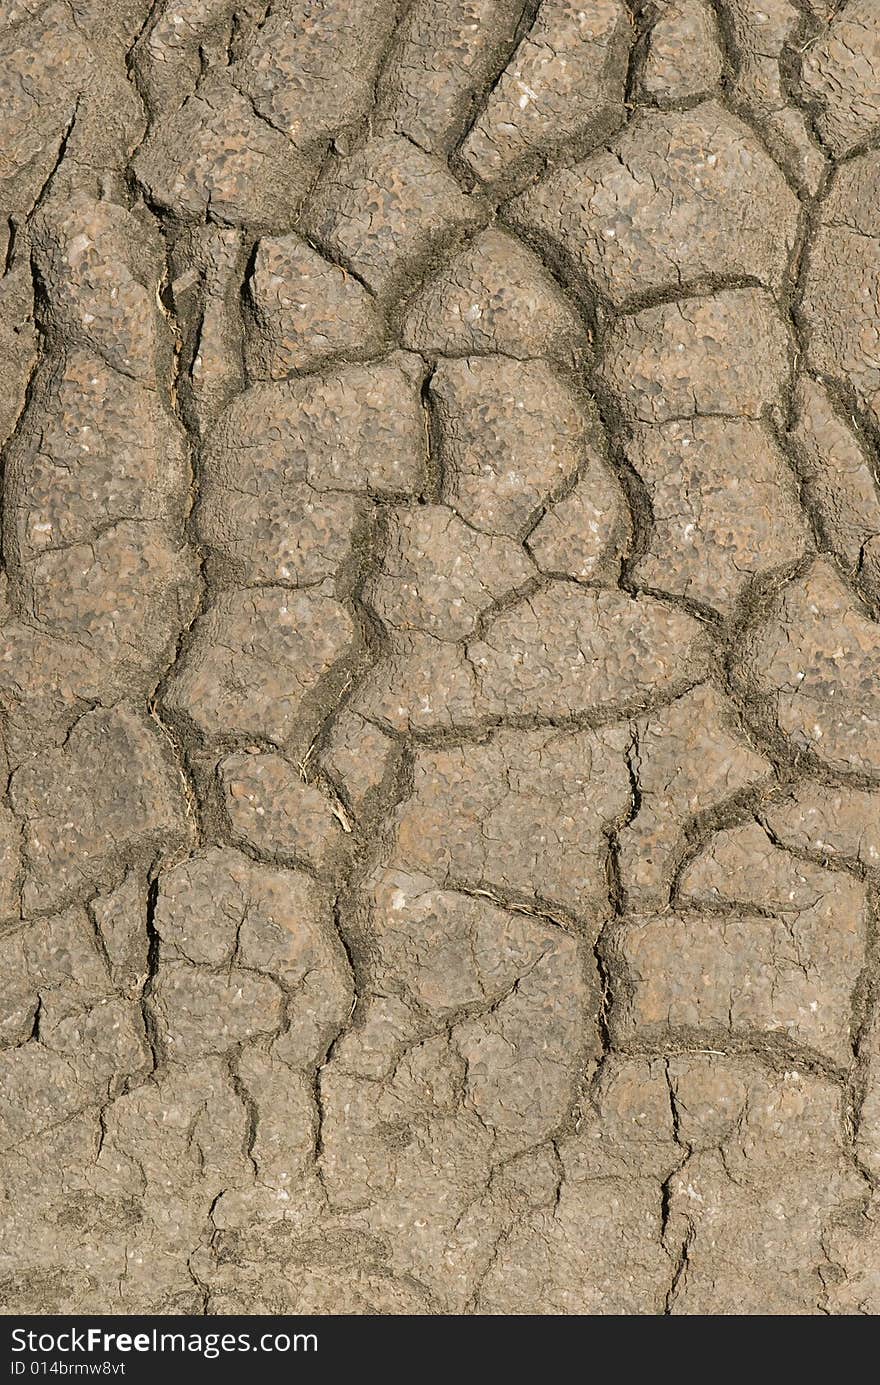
[2,0,880,1317]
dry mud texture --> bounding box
[3,0,880,1318]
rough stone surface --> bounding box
[3,0,879,1319]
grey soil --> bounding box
[2,0,880,1315]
